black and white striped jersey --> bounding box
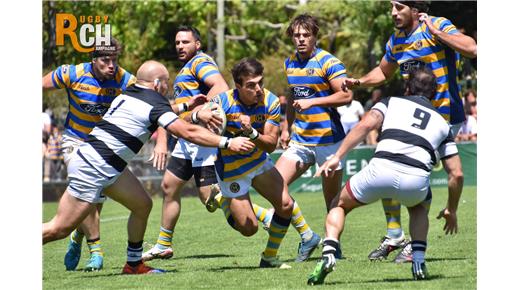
[77,84,178,178]
[372,95,458,173]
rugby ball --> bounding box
[200,102,227,135]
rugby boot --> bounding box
[307,254,335,286]
[142,245,173,261]
[84,253,103,272]
[259,253,291,269]
[122,262,166,274]
[368,235,407,261]
[295,232,321,262]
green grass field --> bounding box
[43,186,476,289]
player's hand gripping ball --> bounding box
[200,102,227,135]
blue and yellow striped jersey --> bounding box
[384,16,464,124]
[284,48,347,146]
[173,51,220,106]
[214,88,280,181]
[52,63,136,140]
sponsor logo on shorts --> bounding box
[230,182,240,193]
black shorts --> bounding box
[166,156,217,187]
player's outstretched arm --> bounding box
[419,13,477,58]
[342,58,398,92]
[42,71,56,90]
[436,154,464,234]
[315,109,383,177]
[166,119,254,153]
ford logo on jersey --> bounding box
[400,60,426,75]
[80,103,108,115]
[292,86,316,99]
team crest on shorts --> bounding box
[230,182,240,193]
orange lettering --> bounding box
[55,13,93,53]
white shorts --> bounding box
[61,133,83,165]
[347,158,430,207]
[171,138,217,167]
[217,158,275,198]
[282,141,344,169]
[66,150,118,204]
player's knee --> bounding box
[236,218,258,237]
[49,224,75,240]
[161,180,175,196]
[239,226,258,237]
[279,197,294,217]
[452,169,464,184]
[133,195,153,219]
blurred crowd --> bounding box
[42,109,65,181]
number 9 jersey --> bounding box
[371,95,458,175]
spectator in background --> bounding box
[364,88,383,112]
[44,124,64,181]
[456,90,477,142]
[42,128,49,179]
[337,90,365,136]
[463,89,476,106]
[42,109,52,136]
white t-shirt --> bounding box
[458,115,477,135]
[337,100,365,133]
[42,112,51,131]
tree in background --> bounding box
[43,0,476,118]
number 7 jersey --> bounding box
[371,95,458,174]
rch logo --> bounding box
[56,13,111,53]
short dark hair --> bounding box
[398,1,430,13]
[231,58,264,86]
[406,67,437,99]
[286,13,319,37]
[176,25,201,42]
[91,37,121,58]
